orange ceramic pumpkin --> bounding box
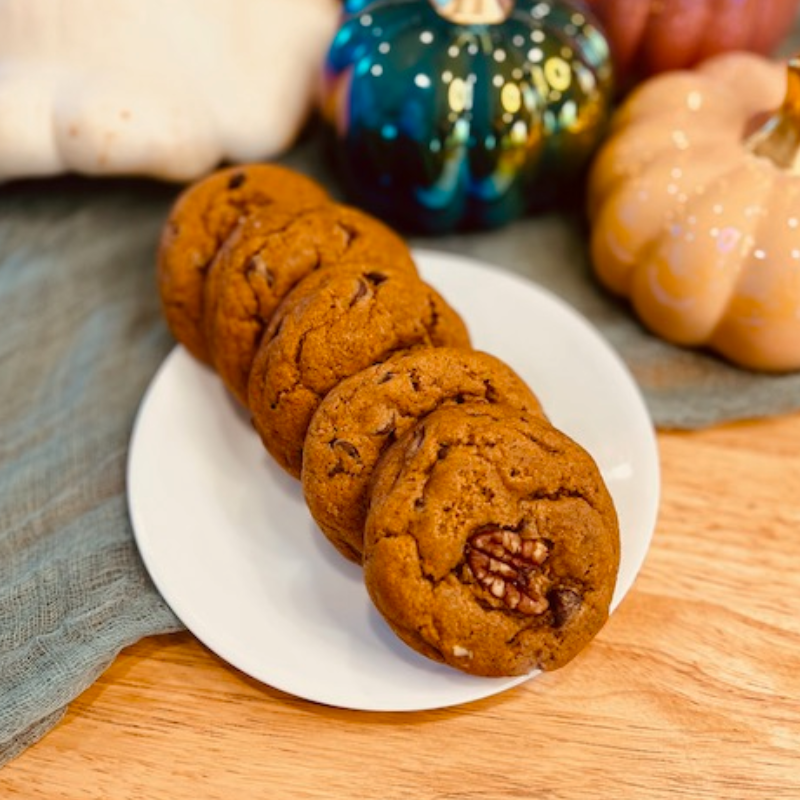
[583,0,799,82]
[588,52,800,372]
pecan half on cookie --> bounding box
[363,404,620,677]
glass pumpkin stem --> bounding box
[429,0,513,25]
[746,57,800,171]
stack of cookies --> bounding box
[157,164,620,678]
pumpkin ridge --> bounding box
[707,170,800,368]
[590,141,743,297]
[583,0,799,84]
[640,0,711,77]
[616,71,750,134]
[588,123,737,219]
[631,160,772,346]
[587,63,759,220]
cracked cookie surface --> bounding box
[363,404,620,677]
[204,203,417,405]
[247,266,471,478]
[157,163,328,363]
[302,347,546,563]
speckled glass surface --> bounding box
[323,0,614,232]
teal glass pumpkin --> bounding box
[321,0,614,233]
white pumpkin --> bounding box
[0,0,339,182]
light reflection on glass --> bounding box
[325,0,614,231]
[501,82,522,114]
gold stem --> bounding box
[430,0,513,25]
[747,57,800,171]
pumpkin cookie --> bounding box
[248,266,471,478]
[364,404,620,677]
[157,163,328,363]
[302,347,546,563]
[204,202,417,405]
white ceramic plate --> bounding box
[128,249,660,712]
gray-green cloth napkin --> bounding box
[0,179,184,766]
[2,135,800,767]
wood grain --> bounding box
[2,414,799,799]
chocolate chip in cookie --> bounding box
[157,163,328,363]
[204,202,417,405]
[247,266,471,478]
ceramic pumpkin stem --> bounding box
[747,57,800,171]
[430,0,513,25]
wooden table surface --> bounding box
[2,412,800,799]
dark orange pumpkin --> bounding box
[583,0,799,84]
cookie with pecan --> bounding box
[204,202,417,405]
[363,404,620,677]
[302,347,545,563]
[247,266,471,478]
[157,163,328,363]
